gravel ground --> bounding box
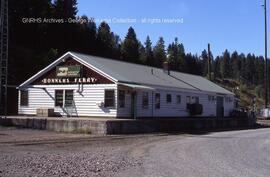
[1,126,270,177]
[0,127,159,177]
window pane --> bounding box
[155,93,160,109]
[177,95,181,104]
[186,96,191,104]
[65,90,74,107]
[105,90,115,108]
[55,90,63,107]
[195,97,199,104]
[166,94,172,103]
[142,92,149,109]
[186,96,191,109]
[119,90,125,108]
[20,90,28,106]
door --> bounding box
[131,92,137,119]
[216,96,224,118]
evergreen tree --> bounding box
[213,56,221,78]
[121,27,140,63]
[200,50,209,77]
[220,49,231,79]
[246,54,256,85]
[144,36,154,65]
[231,51,240,80]
[53,0,77,19]
[111,33,121,59]
[153,37,167,67]
[167,38,185,71]
[96,22,114,58]
[184,53,200,75]
[239,53,247,83]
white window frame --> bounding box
[104,89,115,108]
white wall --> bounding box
[118,87,235,118]
[18,84,235,118]
[18,84,117,117]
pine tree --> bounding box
[139,42,146,64]
[121,27,140,63]
[231,51,240,80]
[96,22,114,58]
[239,53,247,83]
[213,56,222,79]
[153,37,166,67]
[144,36,154,65]
[246,54,256,85]
[220,49,231,79]
[167,38,185,71]
[111,33,121,59]
[53,0,78,19]
[200,50,208,77]
[184,53,200,74]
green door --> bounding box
[216,96,224,118]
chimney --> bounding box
[163,61,170,75]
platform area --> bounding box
[0,116,256,135]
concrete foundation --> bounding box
[0,116,256,135]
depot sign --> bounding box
[40,66,98,84]
[56,66,81,78]
[41,77,98,84]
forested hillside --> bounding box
[9,0,268,110]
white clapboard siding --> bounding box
[134,88,234,118]
[18,84,117,117]
[19,84,235,118]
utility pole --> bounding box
[0,0,9,116]
[207,43,211,81]
[264,0,268,108]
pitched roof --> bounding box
[19,51,234,95]
[70,52,234,95]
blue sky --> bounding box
[77,0,266,57]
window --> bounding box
[64,90,74,107]
[194,97,199,104]
[176,95,181,104]
[155,93,160,109]
[186,96,191,109]
[55,90,74,107]
[166,94,172,103]
[55,90,64,107]
[20,90,29,106]
[142,92,149,109]
[118,90,125,108]
[104,90,115,108]
[186,96,191,104]
[208,95,216,102]
[225,97,233,103]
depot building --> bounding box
[18,51,235,118]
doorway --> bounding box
[131,92,137,119]
[216,96,224,118]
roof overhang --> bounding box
[118,83,155,90]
